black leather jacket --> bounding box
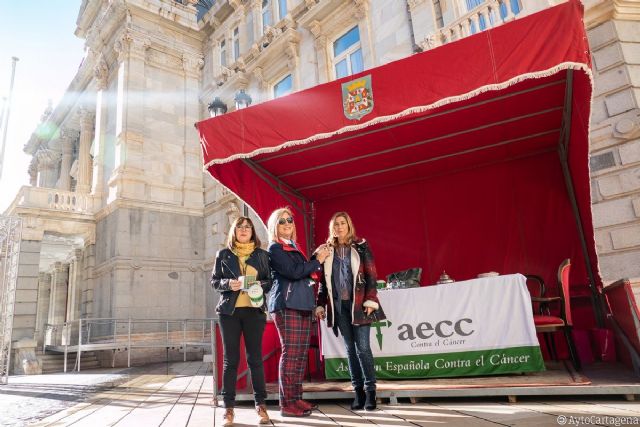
[210,248,272,315]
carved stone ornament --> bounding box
[353,0,369,20]
[309,21,323,38]
[182,52,205,73]
[79,108,95,128]
[93,55,109,89]
[113,33,131,62]
[253,67,268,89]
[36,148,62,168]
[60,127,80,142]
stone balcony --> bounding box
[5,186,96,216]
[420,0,519,50]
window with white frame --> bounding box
[273,74,292,98]
[262,0,272,33]
[220,39,227,67]
[233,27,240,61]
[277,0,287,21]
[333,26,364,79]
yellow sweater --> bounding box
[235,257,258,308]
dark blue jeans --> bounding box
[334,300,376,392]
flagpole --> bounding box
[0,57,19,180]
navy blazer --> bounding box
[268,241,322,312]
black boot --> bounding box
[350,387,365,410]
[364,390,376,411]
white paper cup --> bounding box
[248,284,264,307]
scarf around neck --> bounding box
[232,241,255,258]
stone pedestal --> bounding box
[11,338,41,375]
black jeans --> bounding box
[219,307,267,407]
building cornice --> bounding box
[93,198,205,223]
[584,0,640,29]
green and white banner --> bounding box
[320,274,545,379]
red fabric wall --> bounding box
[313,151,589,295]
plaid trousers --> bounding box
[272,308,311,407]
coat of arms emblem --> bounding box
[342,75,374,120]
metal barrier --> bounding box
[43,318,217,373]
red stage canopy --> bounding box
[197,0,602,326]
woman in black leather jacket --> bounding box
[211,216,272,426]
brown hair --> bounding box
[267,207,296,242]
[326,211,356,247]
[226,216,261,249]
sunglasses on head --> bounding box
[278,217,294,225]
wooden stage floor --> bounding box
[228,361,640,404]
[30,361,640,427]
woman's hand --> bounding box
[364,306,375,316]
[315,306,326,320]
[229,279,243,291]
[315,245,331,263]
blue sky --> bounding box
[0,1,84,211]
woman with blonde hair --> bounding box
[211,216,272,426]
[315,211,385,411]
[267,207,330,417]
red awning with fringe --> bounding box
[197,0,601,326]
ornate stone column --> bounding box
[66,249,82,322]
[48,262,69,327]
[36,148,61,189]
[91,55,109,200]
[34,272,51,348]
[56,128,78,191]
[76,110,94,193]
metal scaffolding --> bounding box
[0,216,22,385]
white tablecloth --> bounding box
[320,273,545,379]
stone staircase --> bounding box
[37,350,101,373]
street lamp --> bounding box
[207,97,227,117]
[234,89,252,110]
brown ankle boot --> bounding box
[256,404,270,424]
[222,407,234,426]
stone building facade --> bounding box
[3,0,639,373]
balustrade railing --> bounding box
[8,186,95,214]
[44,318,216,373]
[422,0,521,50]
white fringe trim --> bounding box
[203,62,593,169]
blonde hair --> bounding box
[226,216,261,250]
[326,211,356,247]
[267,207,297,242]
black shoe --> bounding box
[364,390,376,411]
[351,387,366,410]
